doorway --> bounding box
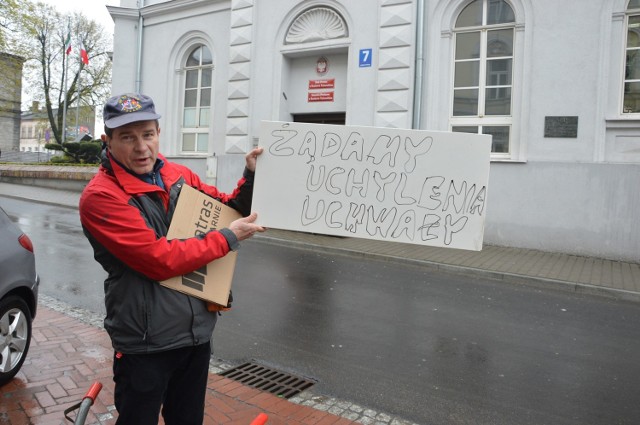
[293,113,346,125]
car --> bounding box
[0,205,39,386]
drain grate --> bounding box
[219,361,315,399]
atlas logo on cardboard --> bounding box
[181,199,222,291]
[194,200,223,236]
[162,185,241,305]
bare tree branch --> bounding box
[3,1,112,145]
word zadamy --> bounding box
[269,129,433,172]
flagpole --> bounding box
[61,48,69,145]
[76,39,89,140]
[61,23,71,146]
[75,69,80,140]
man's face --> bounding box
[107,120,160,175]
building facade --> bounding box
[20,106,54,156]
[108,0,640,261]
[0,52,25,157]
[20,104,96,154]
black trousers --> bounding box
[113,343,211,425]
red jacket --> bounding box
[79,152,254,353]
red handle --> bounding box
[84,382,103,402]
[249,412,268,425]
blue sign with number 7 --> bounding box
[359,48,372,67]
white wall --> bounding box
[108,0,640,261]
[109,7,139,94]
[523,0,602,162]
[485,162,640,262]
[417,0,640,260]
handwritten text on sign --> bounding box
[252,121,491,251]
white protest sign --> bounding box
[252,121,491,251]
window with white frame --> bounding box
[181,44,213,153]
[624,0,640,113]
[450,0,515,156]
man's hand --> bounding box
[245,147,264,172]
[229,212,265,241]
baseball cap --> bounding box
[103,93,162,129]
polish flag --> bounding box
[64,32,72,55]
[79,39,89,65]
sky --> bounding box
[40,0,118,38]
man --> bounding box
[79,93,265,425]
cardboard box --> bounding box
[161,185,241,305]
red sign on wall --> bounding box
[308,92,334,102]
[309,79,335,89]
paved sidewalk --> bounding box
[1,181,639,302]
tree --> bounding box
[0,0,26,52]
[2,1,112,154]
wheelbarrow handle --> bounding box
[64,382,103,424]
[250,412,268,425]
[84,382,103,402]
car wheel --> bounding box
[0,296,32,386]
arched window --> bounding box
[624,0,640,113]
[181,44,213,153]
[450,0,515,155]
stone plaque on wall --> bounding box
[544,116,578,138]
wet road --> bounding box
[2,197,106,314]
[3,196,640,424]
